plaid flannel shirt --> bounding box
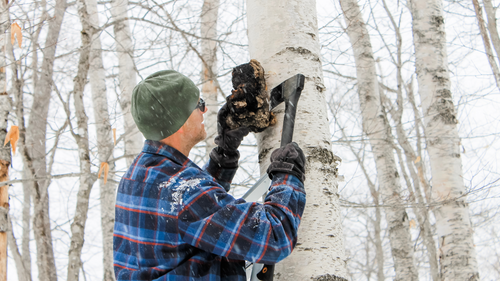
[113,140,306,281]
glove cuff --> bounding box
[266,162,305,183]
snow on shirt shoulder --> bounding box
[159,177,202,212]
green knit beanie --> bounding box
[131,70,200,140]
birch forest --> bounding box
[0,0,499,280]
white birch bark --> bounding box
[110,0,142,165]
[25,0,67,280]
[340,0,418,279]
[378,1,440,277]
[409,0,479,279]
[0,86,9,281]
[0,8,9,280]
[67,1,96,279]
[247,1,347,279]
[85,0,116,279]
[200,0,219,158]
[384,93,440,280]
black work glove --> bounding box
[209,103,250,168]
[266,142,306,183]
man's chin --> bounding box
[197,131,207,144]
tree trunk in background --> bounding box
[379,0,440,275]
[385,91,440,280]
[7,217,31,281]
[67,1,96,279]
[409,0,479,279]
[8,14,32,278]
[0,94,10,281]
[373,196,385,280]
[247,0,347,279]
[471,0,500,88]
[340,0,419,279]
[200,0,219,159]
[346,138,386,280]
[483,0,500,66]
[86,0,117,279]
[25,0,66,280]
[0,3,9,280]
[110,0,142,165]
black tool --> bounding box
[270,74,305,147]
[247,74,305,281]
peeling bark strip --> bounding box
[409,0,479,279]
[226,60,276,132]
[340,0,419,279]
[247,0,348,279]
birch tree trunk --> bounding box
[9,36,32,280]
[0,92,10,281]
[373,196,385,281]
[247,1,347,279]
[0,2,9,279]
[340,0,418,279]
[200,0,219,158]
[384,90,440,280]
[409,0,479,279]
[25,0,67,279]
[110,0,142,165]
[67,1,96,279]
[378,1,440,277]
[6,19,33,278]
[471,0,500,88]
[482,0,500,66]
[85,0,116,279]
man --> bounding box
[113,70,306,280]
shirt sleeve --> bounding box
[202,158,238,192]
[176,170,306,264]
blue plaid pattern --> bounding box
[113,140,306,280]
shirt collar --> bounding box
[142,140,195,167]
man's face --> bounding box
[182,98,207,145]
